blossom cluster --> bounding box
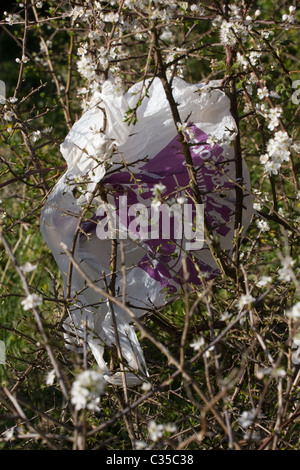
[255,101,283,132]
[214,5,256,47]
[282,6,297,29]
[21,293,42,310]
[71,370,106,411]
[3,12,21,26]
[63,0,208,110]
[148,419,176,442]
[237,294,255,309]
[278,256,295,282]
[260,131,292,176]
[238,409,256,429]
[286,301,300,321]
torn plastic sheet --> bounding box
[40,77,253,385]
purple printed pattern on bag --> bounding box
[81,126,235,290]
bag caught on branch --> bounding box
[40,77,253,385]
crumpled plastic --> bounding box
[40,77,253,385]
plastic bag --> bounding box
[40,77,253,385]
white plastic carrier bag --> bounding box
[40,77,253,385]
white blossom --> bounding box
[2,427,15,441]
[71,370,106,411]
[141,381,151,391]
[102,12,119,23]
[286,301,300,321]
[77,87,89,95]
[77,42,88,56]
[264,160,281,175]
[190,336,205,351]
[176,121,195,141]
[257,86,269,100]
[293,331,300,346]
[260,130,291,175]
[160,28,174,42]
[237,51,262,70]
[236,52,248,69]
[256,276,272,287]
[256,219,270,232]
[256,367,286,379]
[176,196,187,205]
[220,311,231,321]
[4,13,21,25]
[228,4,242,20]
[237,294,255,309]
[278,256,295,282]
[261,30,274,39]
[267,107,282,131]
[190,4,205,15]
[204,345,215,358]
[69,6,86,21]
[292,142,300,153]
[176,121,190,135]
[282,6,296,29]
[135,440,148,450]
[259,154,268,164]
[219,20,248,47]
[77,54,97,81]
[32,130,41,142]
[219,21,236,47]
[46,369,56,386]
[3,110,14,121]
[21,293,42,310]
[164,423,177,433]
[243,430,262,442]
[147,419,176,442]
[20,262,37,273]
[150,183,166,197]
[148,420,164,441]
[206,136,216,148]
[238,409,256,429]
[249,51,262,66]
[272,368,286,378]
[15,55,30,64]
[94,1,102,11]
